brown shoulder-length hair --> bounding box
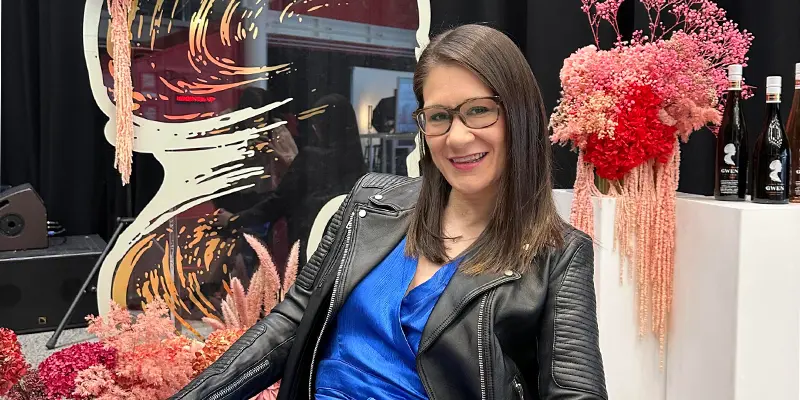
[406,24,564,275]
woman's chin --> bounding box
[448,178,496,198]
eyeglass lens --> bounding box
[416,97,500,136]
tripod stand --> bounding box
[45,216,134,349]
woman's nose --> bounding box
[446,117,475,147]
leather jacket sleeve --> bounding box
[537,229,608,399]
[170,184,356,400]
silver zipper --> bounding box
[207,357,271,400]
[513,377,525,400]
[308,210,356,400]
[477,295,489,400]
[202,324,270,400]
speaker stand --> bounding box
[45,217,134,349]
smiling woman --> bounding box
[171,24,606,400]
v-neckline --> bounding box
[403,259,456,304]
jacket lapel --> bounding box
[418,269,521,354]
[336,179,420,307]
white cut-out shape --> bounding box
[769,159,783,183]
[85,0,294,315]
[723,143,736,166]
[305,0,430,260]
[85,0,431,315]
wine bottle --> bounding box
[788,63,800,203]
[752,76,791,204]
[714,64,748,200]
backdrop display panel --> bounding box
[84,0,431,337]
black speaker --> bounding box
[0,183,48,251]
[0,235,106,333]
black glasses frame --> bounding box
[412,96,502,137]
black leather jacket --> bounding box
[171,173,607,400]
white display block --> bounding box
[553,190,666,400]
[553,189,800,400]
[668,195,800,400]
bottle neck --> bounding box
[766,92,781,104]
[795,75,800,90]
[728,79,743,91]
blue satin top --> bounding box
[314,237,459,400]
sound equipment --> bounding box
[0,183,48,251]
[0,235,106,334]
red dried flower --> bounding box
[38,342,116,400]
[0,328,28,396]
[584,86,677,180]
[5,368,47,400]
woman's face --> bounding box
[422,64,507,198]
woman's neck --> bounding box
[443,189,496,239]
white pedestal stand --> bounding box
[553,190,800,400]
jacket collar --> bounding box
[365,177,422,212]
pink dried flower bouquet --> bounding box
[549,0,752,357]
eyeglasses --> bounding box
[412,96,502,137]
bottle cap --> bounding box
[795,63,800,76]
[766,76,782,97]
[728,64,743,79]
[766,76,782,88]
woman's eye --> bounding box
[429,112,450,122]
[466,106,489,116]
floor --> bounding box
[16,328,96,368]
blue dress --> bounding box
[314,237,459,399]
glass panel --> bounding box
[93,0,421,337]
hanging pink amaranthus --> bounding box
[550,0,752,359]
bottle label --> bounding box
[719,142,739,195]
[795,79,800,89]
[795,168,800,197]
[764,159,786,197]
[767,93,781,103]
[728,80,742,91]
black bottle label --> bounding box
[718,142,739,195]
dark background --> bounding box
[3,0,799,240]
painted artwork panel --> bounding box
[84,0,430,337]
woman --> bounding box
[215,93,367,267]
[173,24,607,400]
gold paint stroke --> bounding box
[190,0,291,76]
[280,2,295,23]
[164,113,203,121]
[205,238,221,270]
[112,234,156,306]
[190,272,216,312]
[223,280,232,297]
[298,104,329,120]
[307,5,324,12]
[137,14,144,39]
[161,242,191,314]
[176,243,187,287]
[221,0,239,46]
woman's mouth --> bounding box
[449,152,487,171]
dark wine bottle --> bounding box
[714,64,748,200]
[788,63,800,203]
[752,76,791,204]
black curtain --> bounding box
[1,0,163,240]
[431,0,800,193]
